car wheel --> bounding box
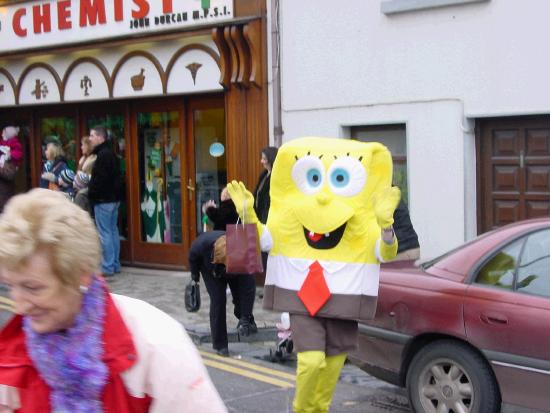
[406,340,500,413]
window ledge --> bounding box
[381,0,490,15]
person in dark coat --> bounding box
[393,198,420,261]
[88,125,122,277]
[189,231,257,357]
[253,146,278,225]
[253,147,278,274]
[204,187,240,231]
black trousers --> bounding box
[202,271,256,350]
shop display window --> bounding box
[137,111,182,244]
[193,108,226,233]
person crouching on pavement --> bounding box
[0,188,227,413]
[189,231,257,357]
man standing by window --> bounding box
[88,125,122,277]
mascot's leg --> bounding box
[293,351,326,413]
[290,314,357,413]
[311,352,347,412]
[293,351,347,413]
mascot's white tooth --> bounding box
[325,232,330,237]
[309,231,315,237]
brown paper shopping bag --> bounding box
[226,220,263,274]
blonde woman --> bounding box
[0,189,226,412]
[73,136,96,214]
[39,136,68,191]
[78,135,96,175]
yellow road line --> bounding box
[0,296,13,306]
[202,358,294,388]
[200,350,296,381]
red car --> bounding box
[349,218,550,413]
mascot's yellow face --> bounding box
[267,137,392,263]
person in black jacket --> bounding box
[253,146,278,225]
[204,186,239,231]
[189,231,257,357]
[88,125,122,277]
[393,198,420,261]
[253,147,278,274]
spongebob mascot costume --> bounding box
[228,137,400,413]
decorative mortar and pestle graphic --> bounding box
[131,68,145,91]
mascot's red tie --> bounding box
[297,260,331,316]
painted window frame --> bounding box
[381,0,490,15]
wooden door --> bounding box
[186,95,226,241]
[479,116,550,232]
[129,97,189,267]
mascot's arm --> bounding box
[374,186,401,261]
[227,180,265,237]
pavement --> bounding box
[107,266,282,346]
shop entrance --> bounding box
[0,94,226,269]
[128,95,226,267]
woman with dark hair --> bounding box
[253,146,278,225]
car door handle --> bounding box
[480,313,508,325]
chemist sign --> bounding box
[0,0,233,53]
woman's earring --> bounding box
[79,285,89,294]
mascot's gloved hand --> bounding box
[227,180,258,224]
[373,186,401,229]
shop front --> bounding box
[0,0,268,269]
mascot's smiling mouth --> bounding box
[303,223,346,249]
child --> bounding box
[0,126,23,169]
[58,168,75,198]
[73,171,92,214]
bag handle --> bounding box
[235,199,246,228]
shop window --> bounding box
[85,115,128,239]
[40,117,77,172]
[351,124,409,204]
[137,111,182,244]
[381,0,490,15]
[193,108,226,233]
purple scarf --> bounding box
[24,276,108,413]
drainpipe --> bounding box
[271,0,283,147]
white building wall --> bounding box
[272,0,550,258]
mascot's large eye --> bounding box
[327,157,366,196]
[292,155,325,195]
